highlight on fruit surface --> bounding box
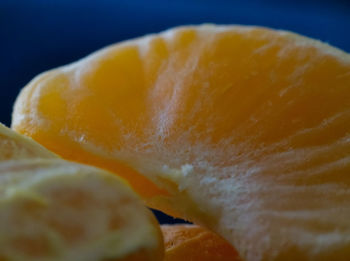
[0,159,164,261]
[162,224,240,261]
[12,24,350,260]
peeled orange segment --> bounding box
[0,125,164,260]
[162,224,240,261]
[12,25,350,260]
[0,123,56,160]
[0,158,163,261]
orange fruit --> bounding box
[12,25,350,260]
[0,125,163,260]
[0,123,55,160]
[162,224,240,261]
[0,159,163,261]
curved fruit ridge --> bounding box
[162,224,240,261]
[0,124,164,260]
[12,25,350,260]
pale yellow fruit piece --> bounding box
[0,159,163,261]
[0,123,55,161]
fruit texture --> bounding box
[0,159,164,261]
[0,123,55,160]
[0,125,163,261]
[12,25,350,260]
[162,224,240,261]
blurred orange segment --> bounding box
[0,123,55,160]
[0,126,163,260]
[0,159,164,261]
[162,224,240,261]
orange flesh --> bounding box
[0,125,164,260]
[13,27,350,195]
[25,130,168,198]
[162,224,241,261]
[0,159,164,261]
[12,25,350,260]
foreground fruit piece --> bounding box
[0,123,55,160]
[12,25,350,260]
[0,125,164,260]
[0,159,163,261]
[162,224,240,261]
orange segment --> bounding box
[12,25,350,260]
[0,159,163,261]
[0,123,56,160]
[162,224,240,261]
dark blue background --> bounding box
[1,0,350,223]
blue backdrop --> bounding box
[1,0,349,223]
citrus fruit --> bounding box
[12,25,350,260]
[0,158,163,261]
[0,125,163,260]
[0,123,55,160]
[162,224,240,261]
